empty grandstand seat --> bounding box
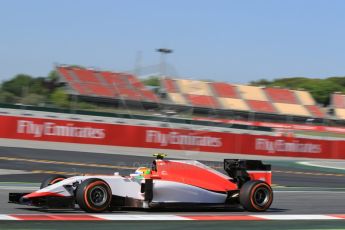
[177,79,212,95]
[168,93,188,105]
[72,68,100,83]
[116,88,142,101]
[141,89,159,102]
[128,75,146,89]
[69,82,89,94]
[246,100,277,113]
[162,78,178,93]
[57,67,75,82]
[274,103,311,117]
[186,94,219,108]
[265,88,298,104]
[211,82,239,98]
[218,98,249,111]
[57,66,161,103]
[84,83,115,97]
[100,72,129,87]
[236,85,268,101]
[294,90,315,105]
[306,105,325,118]
[332,94,345,108]
[335,108,345,119]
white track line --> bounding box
[0,214,18,220]
[252,214,342,220]
[0,214,344,221]
[93,214,189,220]
[299,161,345,171]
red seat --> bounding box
[186,94,219,108]
[128,75,146,89]
[163,79,178,93]
[70,82,89,94]
[306,105,325,118]
[141,89,159,102]
[58,66,162,103]
[72,68,100,83]
[84,83,115,97]
[116,88,142,101]
[57,67,75,82]
[100,72,129,88]
[211,82,239,98]
[332,94,345,108]
[265,88,298,104]
[247,100,276,113]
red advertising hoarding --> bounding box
[0,115,344,159]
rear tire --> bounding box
[40,174,67,189]
[239,180,273,212]
[76,178,112,213]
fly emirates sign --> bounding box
[16,120,105,139]
[145,130,222,147]
[255,138,321,154]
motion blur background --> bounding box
[0,1,345,229]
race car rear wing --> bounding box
[223,159,271,187]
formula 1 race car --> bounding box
[9,154,273,213]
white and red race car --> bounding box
[9,154,273,213]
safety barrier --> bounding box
[194,117,345,134]
[0,115,344,159]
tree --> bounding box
[0,91,18,103]
[1,74,49,97]
[142,76,160,87]
[50,89,69,108]
[47,70,60,82]
[2,74,33,96]
[20,93,46,105]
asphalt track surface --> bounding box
[0,146,344,229]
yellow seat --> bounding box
[218,98,249,111]
[335,108,345,119]
[237,85,267,101]
[168,93,188,105]
[294,90,315,105]
[177,79,212,96]
[274,103,311,116]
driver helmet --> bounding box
[135,167,151,176]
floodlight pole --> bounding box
[156,48,173,77]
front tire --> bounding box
[240,180,273,212]
[76,178,112,213]
[40,174,67,189]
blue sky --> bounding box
[0,0,345,83]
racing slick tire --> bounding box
[239,180,273,212]
[40,174,67,189]
[76,178,112,213]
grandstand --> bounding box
[57,66,159,104]
[161,78,325,119]
[57,65,333,125]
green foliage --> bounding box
[250,77,345,105]
[327,77,345,88]
[0,90,18,103]
[20,93,46,105]
[47,70,59,81]
[1,74,49,96]
[250,79,272,86]
[142,76,160,87]
[50,89,69,108]
[2,74,32,96]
